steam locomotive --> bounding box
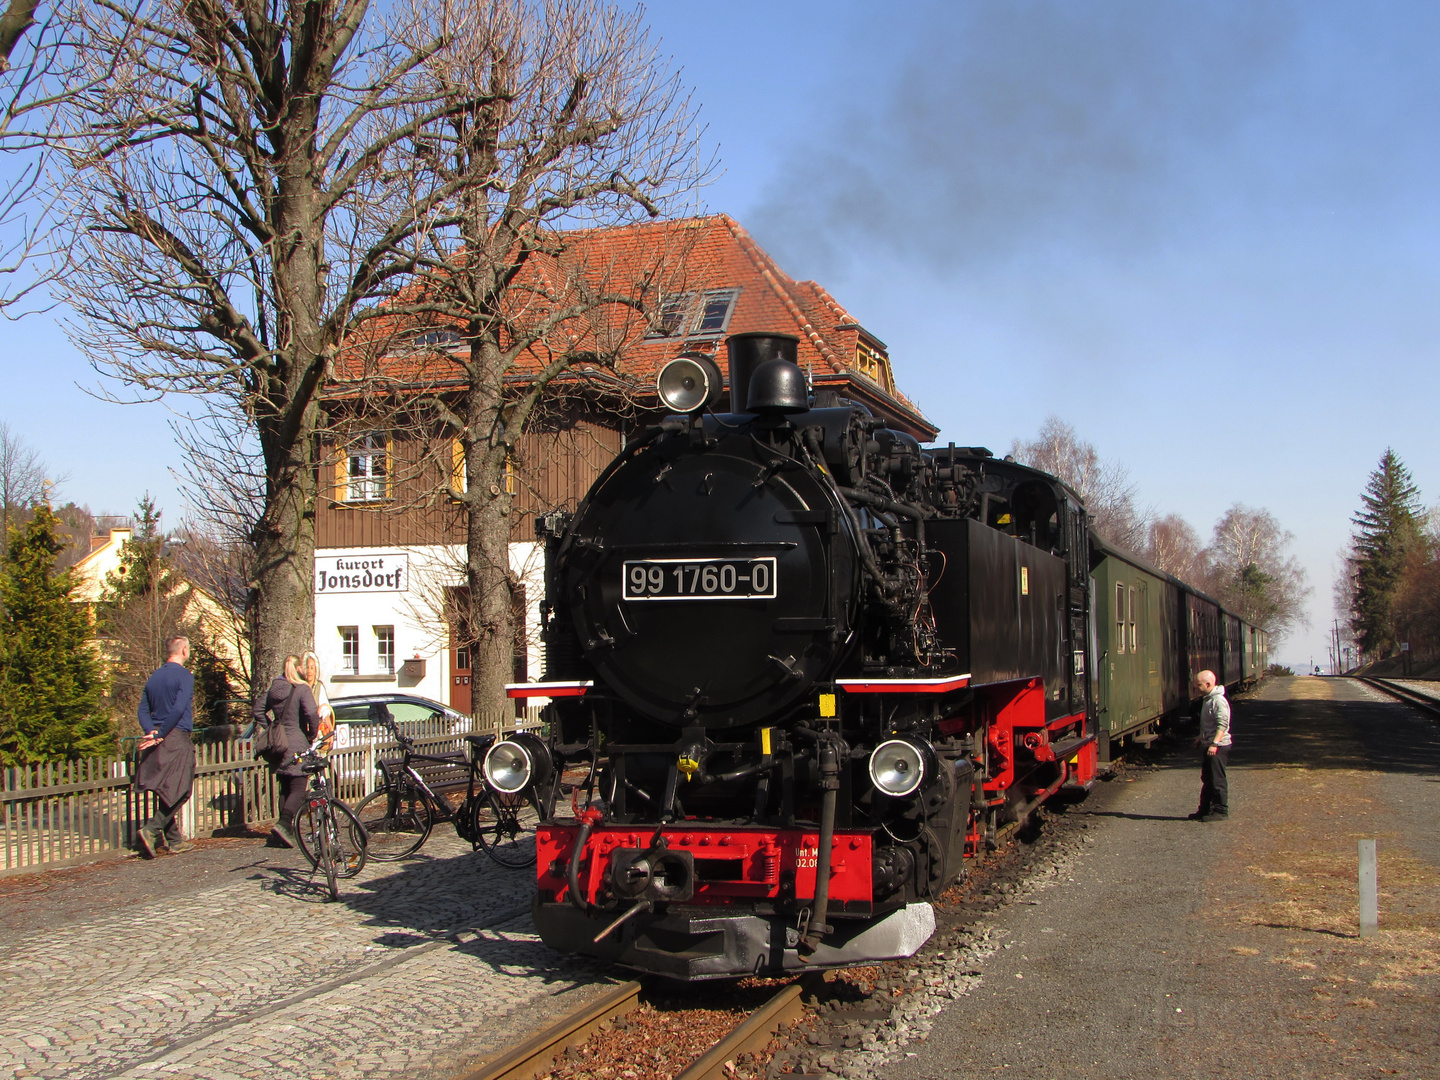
[483,332,1107,980]
[491,329,1267,979]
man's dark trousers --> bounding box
[146,793,190,846]
[1200,746,1229,815]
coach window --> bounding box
[1115,583,1126,654]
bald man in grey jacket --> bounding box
[1189,670,1231,822]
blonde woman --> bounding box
[252,654,319,847]
[302,650,335,753]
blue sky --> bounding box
[4,0,1439,669]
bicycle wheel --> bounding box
[330,800,368,878]
[294,800,322,866]
[295,799,367,878]
[472,788,536,869]
[315,807,340,901]
[353,784,432,860]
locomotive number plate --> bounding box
[622,557,778,601]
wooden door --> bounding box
[447,586,472,716]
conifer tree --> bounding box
[1349,449,1422,658]
[99,496,236,731]
[0,504,109,764]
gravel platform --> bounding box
[856,677,1440,1080]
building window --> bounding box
[345,433,388,502]
[340,627,359,674]
[410,329,464,351]
[853,339,895,391]
[651,293,691,337]
[376,625,395,674]
[645,290,740,339]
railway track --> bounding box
[1360,677,1440,718]
[457,979,807,1080]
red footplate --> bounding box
[536,825,873,907]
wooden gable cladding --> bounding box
[317,411,623,549]
[507,418,623,540]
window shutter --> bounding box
[451,438,466,495]
[334,443,348,502]
[384,434,394,501]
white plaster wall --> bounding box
[312,541,546,711]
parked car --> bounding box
[327,693,472,750]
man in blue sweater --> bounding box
[136,635,196,857]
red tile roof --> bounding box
[335,215,936,439]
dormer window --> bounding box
[646,289,740,339]
[409,329,465,351]
[853,339,895,392]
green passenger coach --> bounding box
[1088,531,1264,764]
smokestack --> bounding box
[726,333,799,415]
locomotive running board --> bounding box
[837,674,971,694]
[506,681,594,698]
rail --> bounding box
[674,983,806,1080]
[456,980,806,1080]
[1360,678,1440,719]
[455,981,643,1080]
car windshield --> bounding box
[332,699,447,726]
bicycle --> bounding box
[292,742,369,901]
[350,717,537,869]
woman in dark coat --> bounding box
[252,654,320,848]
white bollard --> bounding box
[1358,839,1378,938]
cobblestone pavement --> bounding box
[1,833,610,1079]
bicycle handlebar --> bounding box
[379,712,415,750]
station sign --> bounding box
[315,552,408,594]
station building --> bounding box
[310,214,935,713]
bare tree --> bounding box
[353,0,708,717]
[0,0,39,68]
[1010,416,1151,551]
[0,2,138,314]
[0,419,47,555]
[1202,503,1309,644]
[1144,512,1207,582]
[40,0,540,683]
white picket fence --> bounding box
[0,707,543,878]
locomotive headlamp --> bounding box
[869,738,929,798]
[483,731,553,794]
[657,353,723,414]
